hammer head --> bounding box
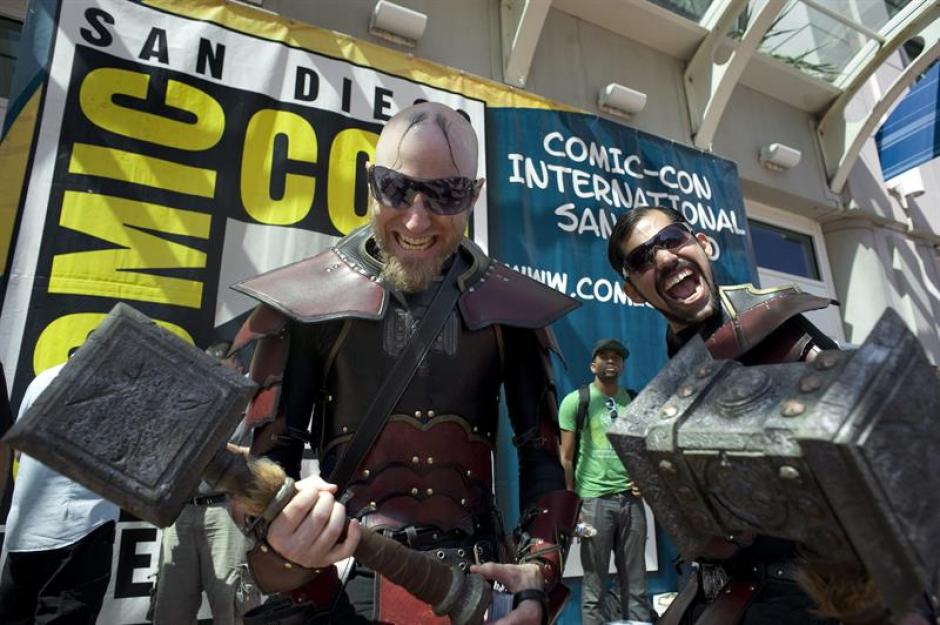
[4,303,256,527]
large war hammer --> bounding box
[3,303,491,625]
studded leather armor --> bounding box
[232,226,580,597]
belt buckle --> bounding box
[472,541,494,565]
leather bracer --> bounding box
[515,489,580,591]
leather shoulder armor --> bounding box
[706,283,834,360]
[233,227,578,329]
[231,227,388,323]
[457,239,579,331]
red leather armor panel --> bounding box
[459,260,579,330]
[344,418,494,534]
[233,234,387,323]
[706,284,833,362]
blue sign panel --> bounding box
[877,62,940,180]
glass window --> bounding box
[748,219,820,280]
[647,0,716,22]
[0,16,23,101]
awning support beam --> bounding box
[685,0,787,150]
[501,0,552,88]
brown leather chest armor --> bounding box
[300,304,503,535]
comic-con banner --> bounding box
[0,0,757,623]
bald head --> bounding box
[374,102,479,178]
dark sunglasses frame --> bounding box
[367,165,482,216]
[621,222,696,278]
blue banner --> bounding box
[877,62,940,180]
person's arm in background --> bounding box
[557,392,578,492]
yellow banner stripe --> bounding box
[69,143,217,198]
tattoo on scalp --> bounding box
[393,111,461,173]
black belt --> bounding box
[190,494,227,506]
[727,559,800,583]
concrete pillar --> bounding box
[823,216,940,364]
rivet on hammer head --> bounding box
[814,353,839,370]
[662,405,678,418]
[780,400,805,417]
[678,385,695,398]
[696,365,713,378]
[779,465,800,480]
[799,375,822,393]
[659,460,677,474]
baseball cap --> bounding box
[592,338,629,359]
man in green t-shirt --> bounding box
[559,339,654,625]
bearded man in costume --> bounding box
[606,205,934,625]
[231,102,579,625]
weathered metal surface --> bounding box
[608,309,940,616]
[4,303,256,527]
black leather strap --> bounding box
[512,588,549,625]
[328,258,463,491]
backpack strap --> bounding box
[572,384,591,474]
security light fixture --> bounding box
[598,83,647,119]
[370,1,427,47]
[759,143,802,171]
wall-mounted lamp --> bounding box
[598,83,647,119]
[759,143,801,171]
[369,1,427,47]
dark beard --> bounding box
[654,259,719,327]
[372,226,462,293]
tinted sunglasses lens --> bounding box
[370,167,410,207]
[623,245,652,275]
[421,177,475,215]
[658,224,693,249]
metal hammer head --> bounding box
[3,303,256,526]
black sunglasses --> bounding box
[621,222,695,278]
[367,165,481,216]
[604,397,618,420]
